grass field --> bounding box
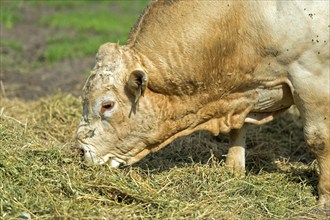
[0,1,328,219]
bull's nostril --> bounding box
[79,149,85,157]
[71,146,85,157]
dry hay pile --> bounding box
[0,94,325,219]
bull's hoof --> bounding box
[225,165,246,178]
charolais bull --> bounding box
[75,0,330,207]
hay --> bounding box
[0,94,326,219]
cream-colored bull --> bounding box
[76,0,330,207]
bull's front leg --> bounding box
[225,124,248,176]
[300,106,330,208]
[288,62,330,208]
[304,116,330,208]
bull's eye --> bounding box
[100,101,115,114]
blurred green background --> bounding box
[0,0,149,99]
[1,0,148,63]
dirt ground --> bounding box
[0,3,94,100]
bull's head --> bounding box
[75,42,244,168]
[75,43,161,167]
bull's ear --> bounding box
[127,70,148,103]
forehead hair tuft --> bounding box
[95,43,125,72]
[82,43,128,98]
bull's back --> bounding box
[258,1,329,58]
[129,0,329,98]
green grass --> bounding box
[38,1,148,63]
[1,0,148,63]
[0,0,23,29]
[26,0,96,8]
[39,10,141,36]
[43,35,110,63]
[0,95,324,219]
[0,39,23,52]
[27,0,128,8]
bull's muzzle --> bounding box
[71,145,122,168]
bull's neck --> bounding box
[131,27,259,124]
[127,1,264,149]
[128,1,259,97]
[132,41,259,151]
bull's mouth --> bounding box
[76,144,125,168]
[87,151,124,168]
[73,142,152,168]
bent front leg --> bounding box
[225,124,248,176]
[289,62,330,207]
[304,119,330,208]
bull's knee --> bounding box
[305,125,328,156]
